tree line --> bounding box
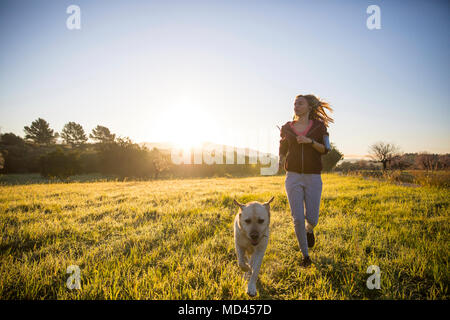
[335,141,449,172]
[0,118,344,180]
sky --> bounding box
[0,0,449,159]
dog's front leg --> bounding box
[236,245,251,273]
[244,254,253,279]
[247,249,266,297]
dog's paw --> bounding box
[238,262,251,273]
[247,283,257,297]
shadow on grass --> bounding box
[255,254,384,300]
[0,173,283,186]
[314,255,384,299]
[0,173,124,185]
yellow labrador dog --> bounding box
[233,196,274,297]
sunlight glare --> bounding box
[165,99,212,152]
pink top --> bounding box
[289,119,313,136]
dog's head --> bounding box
[233,197,274,246]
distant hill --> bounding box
[342,154,373,162]
[139,141,276,162]
[139,141,174,153]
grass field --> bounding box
[0,174,448,299]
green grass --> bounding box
[0,174,448,299]
[0,173,121,185]
[344,169,450,188]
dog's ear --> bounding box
[263,196,275,209]
[264,196,274,224]
[233,199,245,209]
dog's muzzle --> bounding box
[249,231,259,245]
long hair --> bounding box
[293,94,334,127]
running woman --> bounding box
[279,94,334,267]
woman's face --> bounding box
[294,96,311,117]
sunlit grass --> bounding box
[0,174,448,299]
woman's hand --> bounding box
[296,135,312,144]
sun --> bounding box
[163,100,212,152]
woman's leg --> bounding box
[285,172,309,257]
[304,174,323,232]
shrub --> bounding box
[413,171,450,188]
[39,148,81,180]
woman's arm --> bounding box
[279,126,289,158]
[279,137,288,158]
[279,128,289,170]
[311,138,326,154]
[295,135,327,154]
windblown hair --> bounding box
[293,94,334,127]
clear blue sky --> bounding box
[1,0,449,158]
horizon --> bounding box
[1,0,449,159]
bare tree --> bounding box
[390,154,412,170]
[415,152,440,171]
[0,152,4,170]
[145,147,170,179]
[438,154,450,170]
[368,142,401,170]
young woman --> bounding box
[279,94,334,267]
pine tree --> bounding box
[23,118,58,145]
[61,122,88,147]
[89,125,116,144]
